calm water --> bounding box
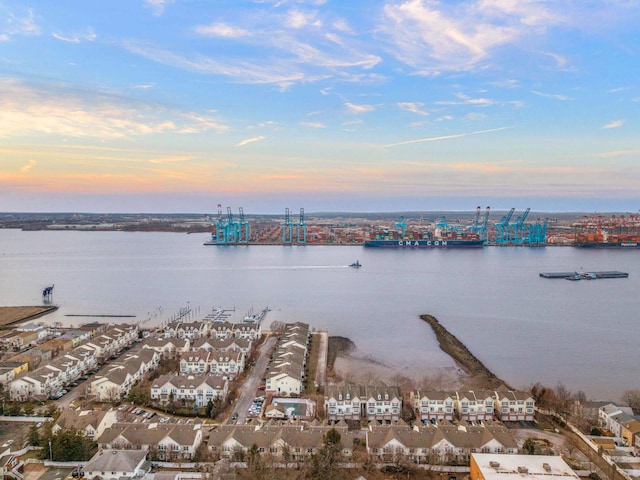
[1,229,638,400]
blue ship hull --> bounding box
[364,239,485,248]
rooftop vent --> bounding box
[490,461,500,468]
[542,463,551,472]
[517,467,528,474]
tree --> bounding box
[39,429,97,461]
[23,403,35,416]
[309,428,342,480]
[621,390,640,412]
[28,423,41,446]
[6,402,22,416]
[205,399,213,418]
[523,438,536,455]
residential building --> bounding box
[53,408,118,440]
[83,449,149,480]
[326,382,402,423]
[494,391,535,421]
[456,390,495,422]
[142,337,190,358]
[209,351,245,376]
[150,373,228,407]
[470,453,579,480]
[179,350,211,374]
[413,390,455,423]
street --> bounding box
[233,335,277,424]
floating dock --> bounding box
[540,271,628,280]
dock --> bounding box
[540,271,629,280]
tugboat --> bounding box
[349,260,362,268]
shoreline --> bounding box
[419,314,511,390]
[0,306,59,329]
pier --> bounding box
[540,271,628,280]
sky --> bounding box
[1,0,640,214]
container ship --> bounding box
[364,226,485,249]
[573,214,640,248]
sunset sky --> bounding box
[1,0,639,213]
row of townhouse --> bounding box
[265,323,310,397]
[88,349,160,402]
[150,373,229,407]
[142,336,252,360]
[163,320,261,341]
[366,422,518,464]
[9,348,99,401]
[598,403,640,448]
[325,382,403,424]
[413,390,536,423]
[207,424,355,461]
[97,422,203,461]
[179,349,245,377]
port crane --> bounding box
[235,207,250,244]
[282,208,294,244]
[395,216,407,237]
[296,208,307,244]
[494,208,515,244]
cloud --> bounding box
[379,0,564,73]
[345,102,375,113]
[194,23,250,38]
[436,93,495,106]
[0,78,228,139]
[603,120,624,129]
[20,160,36,173]
[235,136,266,147]
[383,126,508,147]
[4,7,40,38]
[286,9,322,29]
[300,121,326,128]
[596,149,640,158]
[52,28,96,43]
[0,34,9,42]
[397,102,427,115]
[144,0,174,16]
[531,90,571,101]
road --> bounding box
[314,331,328,390]
[233,335,277,424]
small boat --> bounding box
[349,260,362,268]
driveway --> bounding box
[233,335,277,424]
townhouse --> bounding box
[457,390,496,422]
[142,337,190,359]
[325,382,402,424]
[150,373,228,407]
[97,423,203,461]
[366,423,518,464]
[210,322,235,340]
[191,337,251,354]
[209,351,245,376]
[494,391,535,422]
[0,361,29,387]
[413,390,456,423]
[232,322,261,341]
[172,321,209,340]
[207,424,354,461]
[53,408,118,440]
[179,349,211,374]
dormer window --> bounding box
[385,394,389,400]
[339,394,342,400]
[346,393,350,400]
[377,394,381,400]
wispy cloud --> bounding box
[3,7,40,39]
[235,136,266,147]
[531,90,572,101]
[20,160,36,173]
[52,28,96,43]
[0,78,228,139]
[144,0,174,16]
[300,121,326,128]
[194,23,250,38]
[379,0,564,73]
[596,149,640,158]
[383,126,508,148]
[436,93,495,106]
[345,102,374,113]
[397,102,427,115]
[603,120,624,129]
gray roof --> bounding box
[84,449,147,474]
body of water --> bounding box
[1,229,638,400]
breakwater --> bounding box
[420,314,510,390]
